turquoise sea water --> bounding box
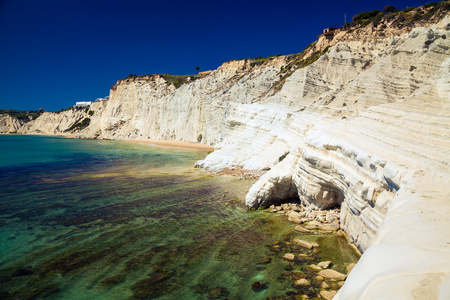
[0,135,359,299]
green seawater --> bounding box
[0,135,359,299]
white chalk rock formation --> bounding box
[18,109,92,135]
[0,114,22,133]
[208,16,450,299]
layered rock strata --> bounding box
[0,114,22,133]
[202,16,450,299]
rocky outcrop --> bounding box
[0,114,22,133]
[18,108,92,135]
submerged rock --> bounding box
[191,284,208,294]
[257,257,272,264]
[207,286,229,299]
[252,281,268,292]
[293,239,313,249]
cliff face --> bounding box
[0,114,23,133]
[200,15,450,299]
[3,10,450,299]
[73,58,286,144]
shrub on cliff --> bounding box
[352,10,382,24]
[383,5,397,14]
[65,117,91,132]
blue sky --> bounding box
[0,0,433,111]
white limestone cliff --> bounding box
[202,15,450,299]
[0,114,23,133]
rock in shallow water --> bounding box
[294,225,312,233]
[293,238,313,249]
[320,290,337,300]
[257,256,272,264]
[283,253,295,260]
[252,281,268,291]
[318,269,346,280]
[294,278,310,286]
[318,261,332,269]
[207,286,229,299]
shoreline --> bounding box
[128,139,215,151]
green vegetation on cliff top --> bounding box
[0,109,40,123]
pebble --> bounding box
[308,264,322,271]
[318,261,332,269]
[283,253,295,261]
[294,279,310,286]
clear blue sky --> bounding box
[0,0,433,111]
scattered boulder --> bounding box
[318,223,340,231]
[305,220,321,230]
[283,253,295,261]
[318,269,346,280]
[311,242,320,248]
[318,261,332,269]
[293,239,313,249]
[292,272,306,280]
[294,225,312,233]
[346,263,356,273]
[320,290,337,300]
[308,264,322,271]
[267,203,341,233]
[294,278,310,286]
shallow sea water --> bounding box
[0,135,359,299]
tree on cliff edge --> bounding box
[196,66,200,74]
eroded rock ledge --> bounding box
[201,17,450,299]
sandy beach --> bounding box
[128,139,215,151]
